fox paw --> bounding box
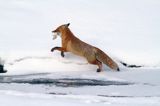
[117,68,120,71]
[51,47,57,52]
[97,69,101,72]
[51,47,61,52]
[61,52,65,57]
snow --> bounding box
[0,90,160,106]
[1,67,160,106]
[0,0,160,106]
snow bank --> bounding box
[1,51,159,75]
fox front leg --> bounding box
[51,47,66,57]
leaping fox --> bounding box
[51,23,120,72]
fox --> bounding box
[51,23,120,72]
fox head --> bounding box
[52,23,70,40]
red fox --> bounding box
[51,23,120,72]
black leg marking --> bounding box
[97,68,101,72]
[61,51,65,57]
[51,47,60,52]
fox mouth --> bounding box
[52,32,61,40]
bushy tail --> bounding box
[95,48,120,71]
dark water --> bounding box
[0,74,133,87]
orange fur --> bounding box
[51,23,120,72]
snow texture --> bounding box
[0,0,160,106]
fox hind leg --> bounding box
[87,58,102,72]
[96,60,102,72]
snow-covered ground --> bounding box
[0,68,160,106]
[0,0,160,106]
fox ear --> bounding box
[66,23,70,27]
